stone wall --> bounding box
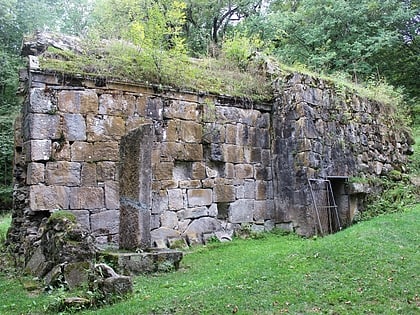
[272,73,413,235]
[9,68,274,251]
[9,52,413,253]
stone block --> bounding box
[187,189,212,207]
[87,115,125,141]
[209,144,224,162]
[192,162,206,179]
[119,198,150,250]
[223,145,243,163]
[91,210,119,235]
[150,214,160,230]
[164,100,198,121]
[184,217,222,238]
[213,184,235,203]
[70,210,90,230]
[179,143,203,161]
[153,162,174,180]
[165,119,179,142]
[255,166,272,180]
[183,206,208,219]
[179,180,201,188]
[63,114,86,141]
[93,142,119,161]
[243,180,256,199]
[160,211,178,229]
[105,181,119,210]
[229,199,254,223]
[25,113,60,140]
[235,164,254,179]
[168,189,184,210]
[146,97,163,120]
[29,88,54,113]
[99,93,136,116]
[256,181,268,200]
[58,90,98,114]
[29,185,69,210]
[51,141,70,161]
[70,187,104,210]
[179,121,202,143]
[254,200,274,221]
[151,227,181,247]
[161,180,178,189]
[152,190,168,214]
[45,161,81,186]
[224,163,234,178]
[225,124,237,144]
[71,141,93,162]
[136,96,147,116]
[257,113,270,128]
[256,128,270,149]
[27,162,45,184]
[64,261,91,290]
[261,149,271,167]
[97,162,118,181]
[126,116,151,133]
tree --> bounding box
[265,0,418,99]
[184,0,264,55]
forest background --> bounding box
[0,0,418,209]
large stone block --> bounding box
[29,88,55,113]
[119,198,150,250]
[254,200,274,221]
[184,217,222,238]
[45,161,81,186]
[229,199,254,223]
[153,162,174,180]
[91,210,119,235]
[213,184,235,203]
[25,113,60,140]
[179,121,202,143]
[99,93,136,116]
[255,128,270,149]
[105,181,119,210]
[51,141,70,161]
[225,124,237,144]
[179,143,203,161]
[146,97,163,120]
[256,180,268,200]
[223,145,244,163]
[87,115,125,141]
[152,190,168,214]
[168,189,184,210]
[164,100,198,121]
[187,189,212,207]
[93,142,119,161]
[192,162,206,179]
[63,114,86,141]
[70,210,90,230]
[27,162,45,185]
[29,185,69,210]
[70,187,104,210]
[97,162,118,181]
[235,164,254,179]
[71,142,93,162]
[160,211,178,229]
[58,90,98,114]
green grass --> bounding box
[0,212,11,243]
[1,206,418,314]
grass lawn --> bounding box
[1,204,419,315]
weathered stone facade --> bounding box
[8,40,413,253]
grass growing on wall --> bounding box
[0,206,419,314]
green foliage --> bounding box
[47,210,77,225]
[0,213,11,244]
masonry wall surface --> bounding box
[9,61,413,253]
[10,69,274,250]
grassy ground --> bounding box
[0,205,419,315]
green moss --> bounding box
[47,210,77,225]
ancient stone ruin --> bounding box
[8,34,413,263]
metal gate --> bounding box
[308,179,342,236]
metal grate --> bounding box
[308,178,342,235]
